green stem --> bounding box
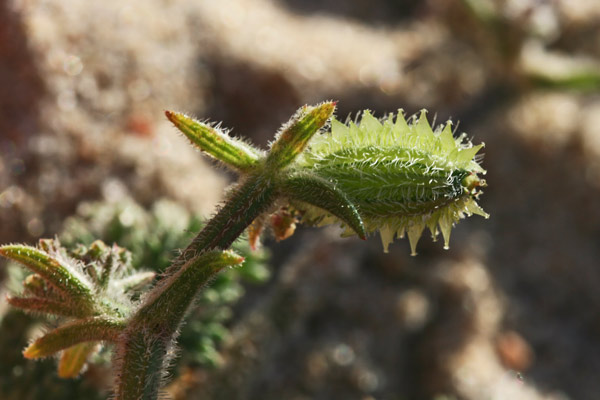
[168,173,276,272]
[114,331,167,400]
[114,173,276,400]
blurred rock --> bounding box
[0,0,225,245]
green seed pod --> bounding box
[296,109,488,254]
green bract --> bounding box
[295,110,488,254]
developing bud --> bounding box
[296,110,488,254]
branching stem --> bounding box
[114,173,276,400]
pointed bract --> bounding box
[166,111,262,172]
[7,296,94,318]
[134,249,245,331]
[113,271,156,293]
[58,342,98,378]
[267,101,336,170]
[0,245,95,310]
[280,172,366,239]
[24,317,124,359]
[247,218,265,250]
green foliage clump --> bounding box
[0,197,269,399]
[60,197,270,368]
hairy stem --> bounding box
[114,331,167,400]
[168,173,276,271]
[114,173,276,400]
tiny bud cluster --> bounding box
[0,239,151,376]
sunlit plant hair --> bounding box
[0,101,488,400]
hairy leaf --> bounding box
[7,296,94,318]
[135,250,244,331]
[0,245,95,309]
[24,317,124,359]
[267,101,336,170]
[279,172,366,239]
[165,111,261,172]
[58,342,98,378]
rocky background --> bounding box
[1,0,600,399]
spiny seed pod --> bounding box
[296,109,489,254]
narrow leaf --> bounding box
[22,274,48,297]
[58,342,98,378]
[113,271,156,293]
[165,111,261,172]
[7,296,94,318]
[135,250,244,332]
[24,317,124,359]
[280,172,366,239]
[0,245,94,310]
[267,101,336,169]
